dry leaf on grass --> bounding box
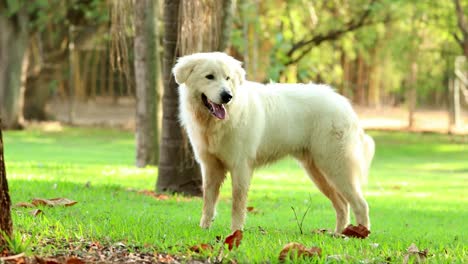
[157,253,176,263]
[246,206,261,214]
[0,252,25,262]
[34,256,61,264]
[30,209,43,217]
[342,224,370,238]
[278,242,322,262]
[224,230,243,250]
[137,190,170,200]
[403,243,429,264]
[14,202,35,208]
[65,256,85,264]
[189,243,214,253]
[32,198,77,207]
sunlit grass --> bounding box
[3,128,467,263]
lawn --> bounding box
[2,127,467,263]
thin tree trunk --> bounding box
[0,119,12,245]
[219,0,233,51]
[67,25,76,124]
[135,0,159,167]
[156,0,202,196]
[356,54,366,105]
[408,62,418,129]
[0,7,28,129]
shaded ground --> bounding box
[47,96,468,135]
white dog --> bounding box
[173,52,374,233]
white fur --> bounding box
[173,52,375,232]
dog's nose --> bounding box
[220,91,232,103]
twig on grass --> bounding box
[291,195,313,235]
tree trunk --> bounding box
[0,119,12,246]
[67,25,76,124]
[407,62,418,129]
[156,0,202,196]
[219,0,233,51]
[356,54,367,105]
[134,0,159,167]
[453,0,468,58]
[0,7,28,129]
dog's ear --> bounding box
[172,56,198,84]
[234,64,246,86]
[226,55,246,86]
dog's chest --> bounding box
[183,111,230,155]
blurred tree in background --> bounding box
[1,0,465,127]
[156,0,233,196]
[0,0,467,194]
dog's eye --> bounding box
[226,76,230,81]
[205,74,214,80]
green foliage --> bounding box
[3,0,109,32]
[0,230,32,255]
[231,0,464,106]
[3,127,467,262]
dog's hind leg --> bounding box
[200,156,226,229]
[230,162,252,231]
[299,157,350,232]
[315,154,370,230]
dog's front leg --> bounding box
[200,158,226,229]
[230,163,252,231]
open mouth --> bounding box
[201,93,227,120]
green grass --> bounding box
[3,127,467,263]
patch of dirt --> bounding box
[47,96,468,135]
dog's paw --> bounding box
[199,217,213,229]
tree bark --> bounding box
[219,0,233,51]
[134,0,159,167]
[453,0,468,58]
[0,6,28,129]
[156,0,202,196]
[407,62,418,129]
[0,119,12,246]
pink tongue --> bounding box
[210,102,226,120]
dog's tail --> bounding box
[360,131,375,184]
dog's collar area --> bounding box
[201,93,227,120]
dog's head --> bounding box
[172,52,246,120]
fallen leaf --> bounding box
[189,243,213,253]
[14,202,35,208]
[66,256,85,264]
[157,253,176,263]
[32,198,77,207]
[224,230,243,250]
[137,190,170,200]
[403,243,428,264]
[87,241,102,251]
[34,256,60,264]
[342,224,370,238]
[30,209,43,217]
[0,252,25,261]
[278,242,322,262]
[246,206,260,214]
